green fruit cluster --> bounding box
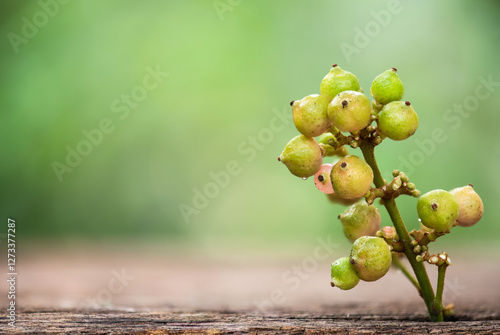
[279,64,417,182]
[278,63,485,308]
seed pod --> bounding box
[279,135,322,178]
[292,95,330,137]
[370,68,404,104]
[327,91,372,133]
[331,257,360,290]
[339,202,381,243]
[330,156,374,199]
[449,185,484,227]
[378,101,419,141]
[350,236,392,282]
[320,64,361,103]
[417,189,460,232]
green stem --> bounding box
[433,265,447,317]
[360,142,443,322]
[392,254,421,296]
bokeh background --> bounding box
[1,1,500,281]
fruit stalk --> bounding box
[433,264,447,317]
[360,141,443,322]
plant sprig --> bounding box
[278,64,484,322]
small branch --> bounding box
[433,264,448,317]
[364,171,420,205]
[409,227,447,246]
[326,131,355,149]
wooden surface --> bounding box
[2,244,500,334]
[8,306,500,334]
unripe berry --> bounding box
[314,164,334,194]
[330,156,374,199]
[327,91,371,133]
[291,95,330,137]
[370,68,404,104]
[350,236,392,282]
[417,189,460,232]
[449,185,484,227]
[378,101,419,141]
[330,256,360,290]
[320,64,361,103]
[339,202,381,243]
[279,135,323,178]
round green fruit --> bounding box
[378,101,419,141]
[320,64,361,103]
[349,236,392,282]
[340,202,381,243]
[330,256,360,290]
[449,185,484,227]
[279,135,322,178]
[417,189,460,232]
[292,95,330,137]
[327,91,371,133]
[370,68,404,104]
[330,155,373,199]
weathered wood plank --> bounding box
[4,306,499,334]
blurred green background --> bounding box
[1,0,499,254]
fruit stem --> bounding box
[360,142,443,322]
[392,254,422,296]
[433,264,447,318]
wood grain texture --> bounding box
[5,306,500,334]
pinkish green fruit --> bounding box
[449,185,484,227]
[350,236,392,282]
[292,95,330,137]
[279,135,323,178]
[330,156,374,199]
[327,91,371,133]
[340,202,381,243]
